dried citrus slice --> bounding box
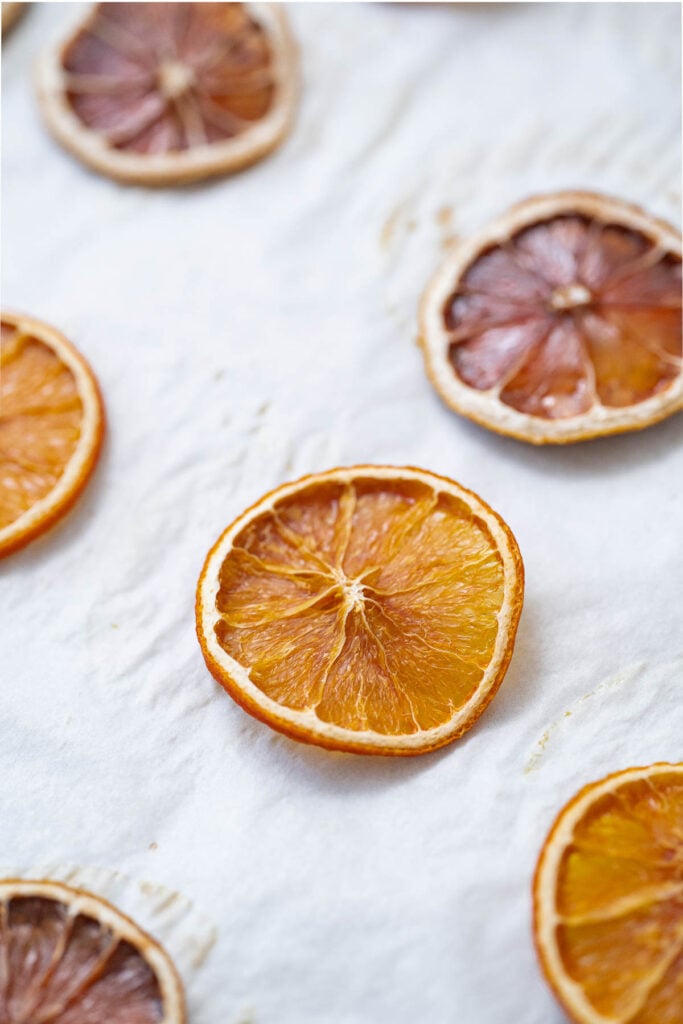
[0,878,185,1023]
[35,3,298,185]
[533,763,683,1024]
[0,312,104,558]
[2,2,25,35]
[196,465,524,756]
[420,192,682,443]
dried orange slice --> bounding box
[0,878,185,1022]
[2,2,25,35]
[533,763,683,1024]
[35,3,298,186]
[0,312,104,558]
[420,192,682,444]
[196,466,524,756]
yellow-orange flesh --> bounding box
[0,895,163,1023]
[214,477,506,735]
[62,3,275,153]
[0,320,82,531]
[551,771,683,1022]
[446,216,682,418]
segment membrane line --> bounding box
[310,602,354,711]
[448,312,545,346]
[63,72,154,94]
[270,510,340,574]
[90,15,157,67]
[202,67,273,96]
[173,92,208,147]
[197,95,250,136]
[622,931,683,1024]
[488,321,555,398]
[231,545,333,584]
[104,103,167,147]
[364,595,487,672]
[36,929,120,1024]
[333,482,357,569]
[17,911,74,1023]
[559,882,683,927]
[218,584,340,630]
[357,602,422,732]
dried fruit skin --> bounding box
[421,192,683,443]
[36,3,298,184]
[0,880,185,1023]
[0,313,104,558]
[196,466,524,756]
[533,764,683,1024]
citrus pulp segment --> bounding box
[196,466,524,755]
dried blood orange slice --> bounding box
[2,2,25,35]
[533,764,683,1024]
[0,312,104,558]
[35,3,298,185]
[420,192,682,443]
[196,466,524,756]
[0,878,185,1023]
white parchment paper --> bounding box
[1,4,681,1022]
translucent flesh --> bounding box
[62,3,275,153]
[215,478,506,735]
[0,896,163,1023]
[554,772,683,1022]
[446,216,682,419]
[0,323,82,530]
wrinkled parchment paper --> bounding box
[1,4,681,1022]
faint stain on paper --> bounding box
[524,664,644,774]
[233,1011,256,1024]
[379,198,459,254]
[380,198,416,252]
[434,204,459,250]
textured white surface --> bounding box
[1,3,681,1023]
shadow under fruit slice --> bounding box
[0,878,185,1023]
[196,465,524,756]
[0,312,104,559]
[35,2,298,185]
[420,192,682,444]
[533,763,683,1024]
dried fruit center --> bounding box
[157,59,194,100]
[214,478,506,735]
[549,282,592,311]
[445,215,682,419]
[0,322,82,530]
[328,565,368,609]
